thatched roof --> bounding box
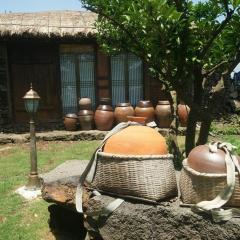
[0,11,97,38]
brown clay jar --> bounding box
[135,100,155,123]
[155,100,174,128]
[94,104,114,131]
[78,110,94,130]
[188,145,240,173]
[63,113,78,131]
[114,102,134,124]
[177,101,190,127]
[79,98,92,110]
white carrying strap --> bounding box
[76,121,141,213]
[192,142,240,222]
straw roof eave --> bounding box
[0,11,97,39]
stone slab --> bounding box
[41,160,240,240]
[15,186,41,200]
[85,195,240,240]
[41,160,89,209]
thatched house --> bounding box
[0,11,163,124]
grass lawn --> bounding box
[0,140,99,240]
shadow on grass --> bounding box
[48,204,86,240]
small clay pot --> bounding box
[78,110,94,130]
[155,100,174,128]
[64,113,78,131]
[79,98,92,110]
[127,116,146,125]
[94,104,114,131]
[114,102,135,124]
[135,100,155,123]
[177,101,190,127]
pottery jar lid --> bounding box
[97,104,113,111]
[157,100,170,105]
[78,110,94,116]
[103,125,168,155]
[116,102,131,107]
[99,97,111,105]
[188,145,240,173]
[65,113,78,119]
[137,100,153,108]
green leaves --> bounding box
[231,0,240,9]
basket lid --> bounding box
[103,125,168,155]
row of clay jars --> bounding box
[136,100,190,128]
[65,99,190,131]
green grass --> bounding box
[221,135,240,155]
[0,140,99,240]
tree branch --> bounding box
[203,60,228,76]
[200,10,234,59]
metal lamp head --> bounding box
[23,84,40,114]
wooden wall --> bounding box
[8,42,61,123]
[5,41,168,123]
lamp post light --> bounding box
[23,83,41,190]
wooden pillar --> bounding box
[96,47,111,105]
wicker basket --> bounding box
[91,152,177,202]
[180,159,240,207]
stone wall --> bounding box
[0,45,10,126]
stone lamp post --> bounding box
[23,83,41,190]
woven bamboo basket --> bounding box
[180,159,240,207]
[91,152,177,202]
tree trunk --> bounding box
[196,110,212,145]
[185,106,198,156]
[185,66,203,156]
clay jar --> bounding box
[94,103,114,131]
[155,100,174,128]
[78,110,94,130]
[63,113,78,131]
[114,102,134,124]
[104,125,168,155]
[188,145,240,173]
[177,101,190,127]
[79,98,92,110]
[135,100,155,123]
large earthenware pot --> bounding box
[79,98,92,110]
[63,113,78,131]
[78,110,94,130]
[104,125,168,155]
[114,102,134,124]
[135,100,155,123]
[155,100,174,128]
[94,104,114,131]
[177,101,190,127]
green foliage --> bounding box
[81,0,240,96]
[0,141,99,240]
